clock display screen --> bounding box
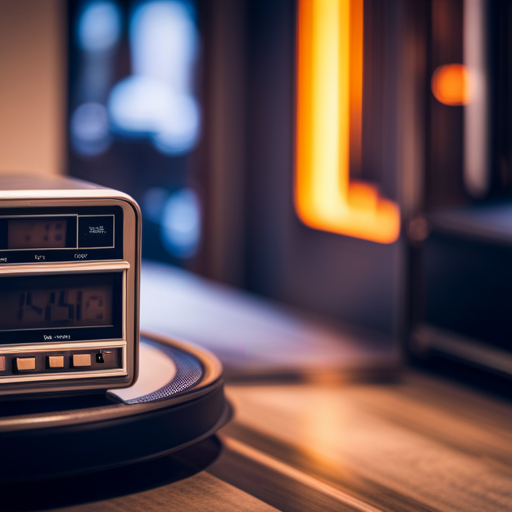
[2,217,77,250]
[0,273,121,332]
[8,219,69,249]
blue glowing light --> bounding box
[142,187,169,223]
[70,102,111,157]
[109,76,170,134]
[152,93,200,154]
[107,0,201,155]
[130,1,198,83]
[160,188,201,258]
[78,1,121,53]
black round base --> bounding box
[0,333,230,483]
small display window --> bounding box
[0,216,77,251]
[0,272,123,344]
[0,206,124,264]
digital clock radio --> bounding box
[0,174,141,397]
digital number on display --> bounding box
[8,219,68,249]
[0,286,113,331]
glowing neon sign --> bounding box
[295,0,400,244]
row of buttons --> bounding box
[0,349,121,377]
[0,354,93,372]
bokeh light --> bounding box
[431,64,471,106]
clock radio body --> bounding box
[0,174,141,397]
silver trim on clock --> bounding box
[0,181,141,396]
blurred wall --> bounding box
[0,0,64,176]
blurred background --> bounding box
[1,0,512,386]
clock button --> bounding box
[48,355,64,368]
[73,354,91,367]
[16,357,36,371]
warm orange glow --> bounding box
[295,0,400,244]
[349,0,364,173]
[431,64,471,106]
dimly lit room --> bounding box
[0,0,511,510]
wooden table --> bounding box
[4,370,511,511]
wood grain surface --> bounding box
[219,372,512,511]
[3,371,511,512]
[56,472,278,512]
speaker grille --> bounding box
[123,338,204,404]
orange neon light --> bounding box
[295,0,400,244]
[431,64,470,106]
